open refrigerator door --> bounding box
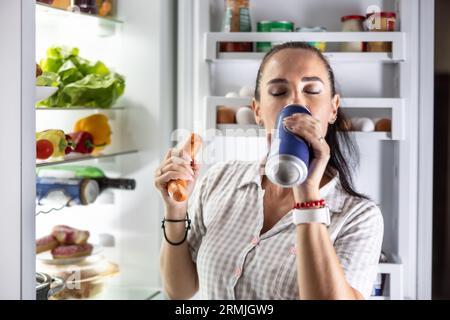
[32,0,175,300]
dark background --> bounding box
[432,0,450,300]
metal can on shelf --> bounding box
[366,12,397,52]
[295,26,327,52]
[256,21,294,52]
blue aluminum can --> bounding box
[265,104,312,187]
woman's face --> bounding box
[252,48,340,136]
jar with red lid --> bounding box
[340,15,366,52]
[366,12,397,52]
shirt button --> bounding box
[234,267,242,277]
[289,246,297,256]
[250,236,259,246]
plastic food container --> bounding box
[366,12,396,52]
[37,253,119,300]
[295,26,327,52]
[340,15,366,52]
[257,21,294,52]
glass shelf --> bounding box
[36,3,123,25]
[36,3,123,37]
[36,106,125,111]
[36,150,138,167]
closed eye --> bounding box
[270,91,287,97]
[304,90,321,95]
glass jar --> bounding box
[37,253,119,300]
[220,0,253,52]
[366,12,397,52]
[340,15,366,52]
[296,26,327,52]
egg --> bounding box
[375,118,392,132]
[239,86,255,98]
[358,117,375,132]
[217,106,236,124]
[225,92,239,98]
[236,106,256,125]
[350,117,374,132]
[350,117,361,131]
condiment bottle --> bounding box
[220,0,253,52]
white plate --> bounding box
[37,244,103,265]
[36,86,58,103]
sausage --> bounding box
[36,235,59,254]
[52,225,90,245]
[167,133,203,202]
[51,243,93,259]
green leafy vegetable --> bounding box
[37,46,125,108]
[36,72,60,87]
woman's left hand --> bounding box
[283,113,330,201]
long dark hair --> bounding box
[254,42,368,199]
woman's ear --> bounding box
[330,94,340,123]
[252,98,262,125]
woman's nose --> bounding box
[289,94,307,107]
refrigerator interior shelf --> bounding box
[216,124,392,141]
[217,52,398,63]
[36,106,125,111]
[36,149,138,167]
[36,3,123,37]
[375,262,404,299]
[207,97,405,140]
[205,32,406,62]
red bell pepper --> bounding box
[69,131,105,154]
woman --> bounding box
[155,42,383,300]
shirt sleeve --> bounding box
[333,202,384,299]
[186,170,208,264]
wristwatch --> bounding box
[292,206,331,226]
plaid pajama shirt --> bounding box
[187,160,383,299]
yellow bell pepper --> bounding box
[73,114,111,152]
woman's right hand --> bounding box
[154,148,200,218]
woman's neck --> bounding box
[261,170,333,197]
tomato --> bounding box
[36,139,54,160]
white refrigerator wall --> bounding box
[35,0,175,290]
[0,0,35,300]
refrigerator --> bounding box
[0,0,175,300]
[0,0,434,300]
